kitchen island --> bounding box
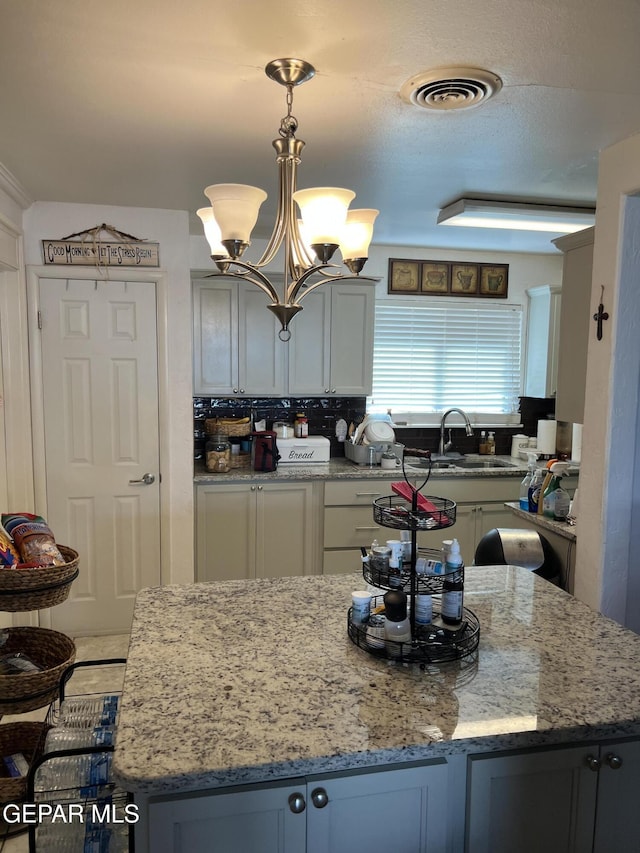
[114,567,640,853]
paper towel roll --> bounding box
[537,419,557,455]
[571,423,583,463]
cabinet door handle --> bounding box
[128,473,155,486]
[288,792,306,814]
[331,388,336,393]
[355,526,381,531]
[233,388,239,394]
[311,787,329,809]
[250,486,256,491]
[257,485,263,491]
[606,753,623,770]
[324,388,330,393]
[355,492,382,497]
[585,754,601,771]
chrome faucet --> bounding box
[438,408,474,456]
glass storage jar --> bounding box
[206,434,231,473]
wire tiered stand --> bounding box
[347,452,480,668]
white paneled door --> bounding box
[36,276,161,635]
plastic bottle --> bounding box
[35,751,112,795]
[528,467,545,513]
[479,430,487,454]
[550,462,571,520]
[415,593,433,625]
[519,453,538,510]
[58,694,120,728]
[45,724,115,752]
[383,590,411,656]
[441,538,464,624]
[487,431,496,455]
[542,462,570,518]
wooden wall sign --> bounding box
[42,240,160,267]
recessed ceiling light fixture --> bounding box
[437,199,596,234]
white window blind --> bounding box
[370,301,523,414]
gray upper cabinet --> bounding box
[552,227,594,425]
[524,284,562,399]
[193,277,285,396]
[193,278,238,395]
[193,277,375,397]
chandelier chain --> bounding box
[279,84,298,138]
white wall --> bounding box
[190,235,563,307]
[23,202,194,585]
[576,130,640,625]
[0,168,32,628]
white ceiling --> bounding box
[1,0,639,254]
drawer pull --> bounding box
[355,526,381,531]
[355,492,382,497]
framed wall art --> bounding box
[388,259,420,293]
[388,257,509,298]
[479,264,509,297]
[450,263,479,296]
[420,261,449,293]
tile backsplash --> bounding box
[193,397,368,461]
[193,395,558,462]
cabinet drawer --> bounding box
[324,480,389,506]
[324,506,384,548]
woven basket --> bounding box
[205,418,251,437]
[0,545,79,612]
[0,721,51,803]
[229,453,251,469]
[0,628,76,714]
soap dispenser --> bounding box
[487,431,496,455]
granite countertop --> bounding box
[504,501,577,542]
[113,567,640,796]
[193,455,531,483]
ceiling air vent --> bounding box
[400,67,502,111]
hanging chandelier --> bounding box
[197,58,379,341]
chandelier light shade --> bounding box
[339,209,380,269]
[437,198,595,234]
[196,207,228,259]
[197,58,378,340]
[292,187,355,251]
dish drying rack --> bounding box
[24,658,133,853]
[347,452,481,666]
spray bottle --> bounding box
[519,452,538,511]
[542,462,571,518]
[528,466,545,513]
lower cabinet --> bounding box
[143,762,449,853]
[322,477,521,572]
[466,739,640,853]
[196,481,322,581]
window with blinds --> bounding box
[370,301,523,415]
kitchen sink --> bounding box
[455,458,519,469]
[405,455,520,471]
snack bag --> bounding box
[0,524,20,567]
[1,513,65,567]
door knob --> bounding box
[606,753,623,770]
[311,788,329,809]
[128,473,155,485]
[288,792,306,814]
[585,754,601,771]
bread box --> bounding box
[276,436,330,463]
